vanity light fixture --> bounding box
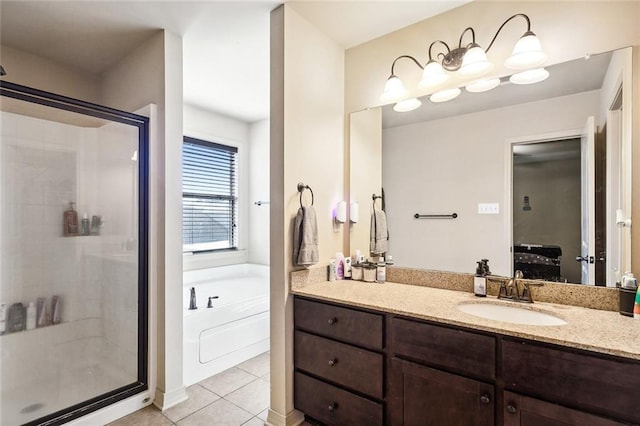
[380,13,548,111]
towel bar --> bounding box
[254,201,270,206]
[414,213,458,219]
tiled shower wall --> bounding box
[0,111,139,395]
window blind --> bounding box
[182,137,238,253]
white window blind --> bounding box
[182,137,238,253]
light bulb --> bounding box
[465,78,501,93]
[459,44,493,78]
[510,68,549,85]
[419,61,449,92]
[430,88,461,103]
[380,75,406,103]
[393,98,422,112]
[505,32,548,69]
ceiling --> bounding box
[0,1,467,123]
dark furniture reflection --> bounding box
[513,244,564,282]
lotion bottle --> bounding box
[376,256,386,283]
[474,261,487,297]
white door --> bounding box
[579,116,596,285]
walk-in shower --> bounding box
[0,81,148,425]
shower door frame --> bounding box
[0,80,149,426]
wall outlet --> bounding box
[478,203,500,214]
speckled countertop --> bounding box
[290,273,640,361]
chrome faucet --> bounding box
[498,270,543,303]
[189,287,197,310]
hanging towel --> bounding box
[370,208,389,254]
[293,206,319,267]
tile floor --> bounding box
[109,351,272,426]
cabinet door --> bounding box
[389,358,494,426]
[503,392,624,426]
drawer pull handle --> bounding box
[506,403,517,414]
[328,358,338,366]
[480,393,491,405]
[328,402,338,412]
[328,317,338,325]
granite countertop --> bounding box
[291,279,640,361]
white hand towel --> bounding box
[293,206,319,267]
[370,208,388,255]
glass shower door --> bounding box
[0,82,148,425]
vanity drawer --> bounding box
[294,297,383,349]
[391,317,496,381]
[502,339,640,424]
[294,372,383,426]
[295,330,383,399]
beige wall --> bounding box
[270,4,345,425]
[345,1,640,113]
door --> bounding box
[389,358,494,426]
[579,116,596,284]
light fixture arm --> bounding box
[485,13,532,53]
[428,40,451,61]
[390,54,424,75]
[458,27,476,49]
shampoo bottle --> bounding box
[474,261,487,297]
[63,202,79,236]
[81,213,90,236]
[328,258,336,281]
[335,252,345,279]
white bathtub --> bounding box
[183,264,270,386]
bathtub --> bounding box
[183,264,270,386]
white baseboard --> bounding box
[266,408,305,426]
[153,385,188,410]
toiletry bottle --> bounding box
[26,302,36,330]
[328,258,336,281]
[36,297,46,328]
[335,252,345,279]
[474,261,487,297]
[634,285,640,319]
[0,303,6,335]
[51,296,61,325]
[63,202,79,236]
[376,256,386,283]
[344,257,352,279]
[81,213,90,236]
[386,255,395,266]
[90,215,101,235]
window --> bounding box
[182,136,238,253]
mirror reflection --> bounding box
[350,47,633,286]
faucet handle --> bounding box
[521,281,543,303]
[514,270,523,279]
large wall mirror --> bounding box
[349,47,633,287]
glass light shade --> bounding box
[393,97,422,112]
[459,45,493,78]
[380,75,406,102]
[510,68,549,85]
[465,78,501,93]
[429,88,461,103]
[419,61,449,91]
[504,33,548,69]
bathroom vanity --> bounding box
[291,276,640,425]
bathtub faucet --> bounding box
[207,296,219,308]
[189,287,197,310]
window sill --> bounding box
[183,249,248,271]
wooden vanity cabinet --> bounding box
[294,297,385,425]
[293,296,640,425]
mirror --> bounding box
[349,47,633,286]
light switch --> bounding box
[478,203,500,214]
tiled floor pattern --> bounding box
[109,352,272,426]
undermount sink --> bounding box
[457,302,567,326]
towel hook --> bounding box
[297,182,314,207]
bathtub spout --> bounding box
[189,287,197,310]
[207,296,219,308]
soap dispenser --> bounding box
[474,261,487,297]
